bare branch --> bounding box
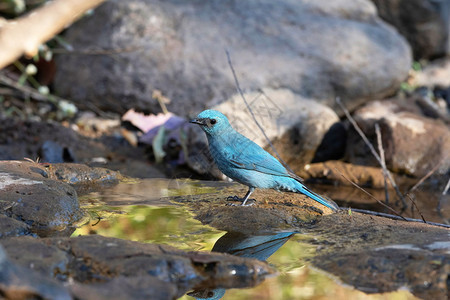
[0,73,67,104]
[407,157,446,194]
[0,0,106,69]
[442,177,450,196]
[351,208,450,229]
[334,167,407,220]
[336,97,407,207]
[375,123,389,203]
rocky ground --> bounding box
[0,0,449,299]
[0,161,448,299]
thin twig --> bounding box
[0,73,72,105]
[51,46,142,55]
[405,193,426,223]
[375,123,389,204]
[406,157,446,194]
[336,97,407,207]
[443,177,450,196]
[376,122,427,222]
[351,208,450,229]
[335,168,407,220]
[226,50,295,174]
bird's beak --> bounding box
[190,118,205,125]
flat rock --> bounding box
[171,180,337,235]
[54,0,411,115]
[41,162,123,194]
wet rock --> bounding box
[0,235,275,300]
[169,179,449,298]
[0,161,83,236]
[51,235,273,291]
[372,0,448,59]
[69,276,178,300]
[42,163,123,194]
[346,100,450,177]
[54,0,411,115]
[0,215,31,238]
[307,211,450,299]
[0,245,72,300]
[1,237,70,280]
[171,180,336,235]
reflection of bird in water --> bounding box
[190,110,338,210]
[188,231,296,300]
[188,288,225,300]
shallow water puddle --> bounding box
[73,179,442,299]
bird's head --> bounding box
[190,109,231,136]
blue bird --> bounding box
[190,109,339,211]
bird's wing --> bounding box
[227,143,304,182]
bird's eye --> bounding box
[210,119,217,125]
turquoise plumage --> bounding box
[191,109,338,210]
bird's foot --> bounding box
[226,196,256,206]
[227,195,243,201]
[226,201,256,207]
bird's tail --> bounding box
[296,184,339,211]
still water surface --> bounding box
[73,179,420,300]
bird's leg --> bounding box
[241,187,255,206]
[226,187,255,206]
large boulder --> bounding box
[54,0,411,116]
[346,99,450,177]
[371,0,448,59]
